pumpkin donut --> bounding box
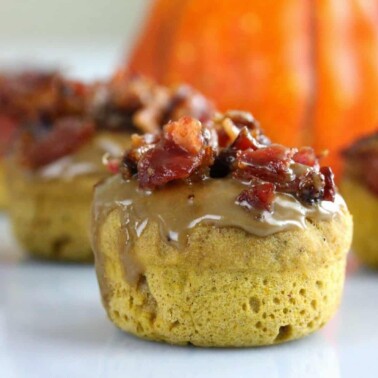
[92,113,352,347]
[5,71,214,262]
[341,132,378,268]
[0,71,60,209]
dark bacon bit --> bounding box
[214,110,270,147]
[120,133,161,179]
[231,127,261,151]
[91,73,216,135]
[117,112,337,210]
[21,118,95,169]
[293,147,318,167]
[210,127,261,178]
[234,144,295,183]
[136,117,209,190]
[164,85,215,124]
[297,171,325,204]
[90,73,171,134]
[165,116,203,154]
[320,166,336,202]
[0,71,87,123]
[0,115,18,156]
[236,183,276,212]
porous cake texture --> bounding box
[341,178,378,268]
[94,207,352,347]
[8,173,96,261]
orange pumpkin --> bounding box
[127,0,378,175]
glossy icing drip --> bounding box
[37,133,130,180]
[92,175,346,284]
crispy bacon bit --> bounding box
[0,115,18,156]
[236,183,276,212]
[90,74,215,135]
[231,127,261,151]
[166,85,215,124]
[21,118,95,169]
[320,166,336,202]
[293,147,318,167]
[0,71,87,123]
[210,128,261,178]
[214,110,270,147]
[118,114,337,210]
[136,117,209,189]
[297,171,325,204]
[234,144,295,183]
[137,142,202,189]
[165,116,203,154]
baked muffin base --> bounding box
[341,177,378,268]
[0,162,8,209]
[7,173,97,262]
[94,207,352,347]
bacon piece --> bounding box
[116,111,337,208]
[320,166,336,202]
[231,127,261,151]
[234,144,295,183]
[136,117,209,189]
[214,110,270,147]
[21,118,95,169]
[165,116,203,154]
[165,85,215,124]
[297,171,325,204]
[137,141,204,189]
[0,115,18,156]
[91,75,215,135]
[236,183,276,212]
[293,147,318,167]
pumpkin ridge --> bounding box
[301,0,317,148]
[156,0,192,82]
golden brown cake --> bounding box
[341,132,378,268]
[0,70,70,210]
[92,113,352,347]
[7,132,130,261]
[0,162,7,208]
[4,70,215,262]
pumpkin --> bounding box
[127,0,378,175]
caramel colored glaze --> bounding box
[37,132,131,180]
[92,175,346,285]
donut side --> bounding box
[7,171,97,261]
[94,206,352,347]
[341,177,378,268]
[0,162,7,209]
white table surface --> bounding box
[0,214,376,378]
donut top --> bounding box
[93,113,346,283]
[342,131,378,196]
[2,70,214,174]
[114,113,337,210]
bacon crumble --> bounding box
[118,112,337,211]
[0,69,337,211]
[1,70,215,169]
[342,132,378,196]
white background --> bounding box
[0,0,150,79]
